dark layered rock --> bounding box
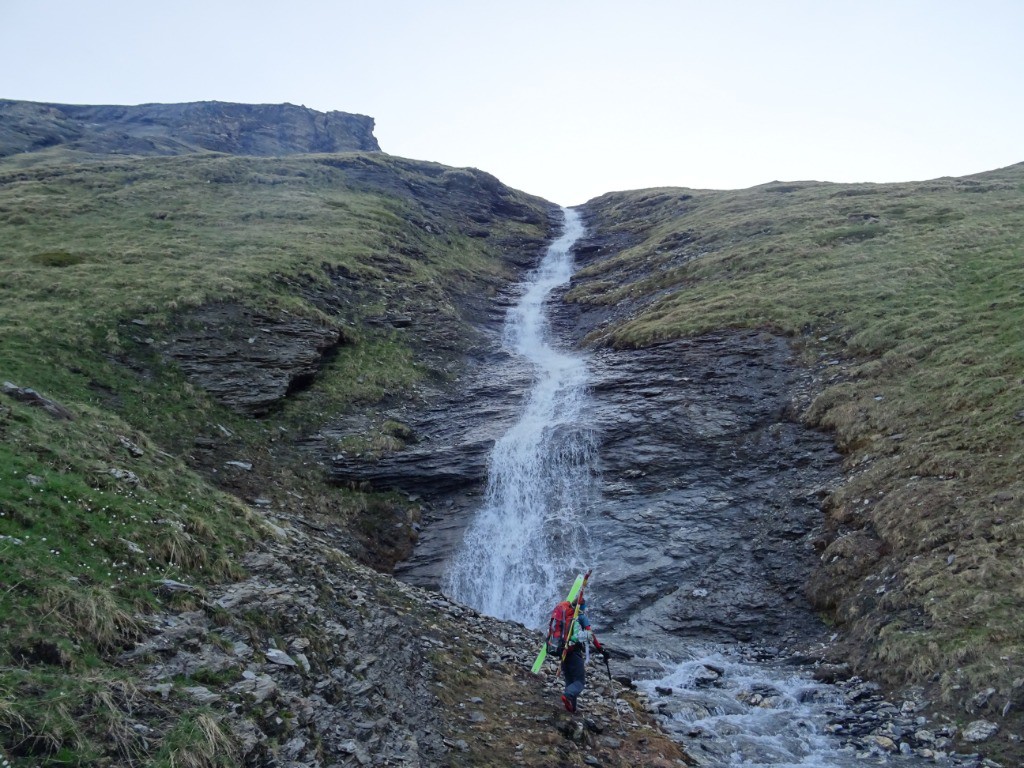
[394,328,842,655]
[577,332,841,656]
[2,381,74,420]
[0,99,379,159]
[316,278,541,581]
[161,303,346,416]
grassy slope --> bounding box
[4,140,1020,760]
[575,166,1023,726]
[0,151,552,764]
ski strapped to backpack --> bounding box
[530,570,588,674]
[556,569,592,672]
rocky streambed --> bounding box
[633,645,999,767]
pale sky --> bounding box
[2,0,1022,205]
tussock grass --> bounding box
[0,385,254,765]
[0,670,85,762]
[578,164,1024,714]
[0,398,253,617]
[39,582,144,652]
[0,672,159,765]
[153,713,237,768]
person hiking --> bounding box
[558,598,607,713]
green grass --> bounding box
[282,333,422,423]
[577,165,1024,710]
[0,154,538,334]
[0,398,253,632]
[0,152,548,437]
[151,712,237,768]
[0,395,257,764]
[0,672,160,766]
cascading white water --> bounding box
[637,649,938,767]
[640,652,853,767]
[443,208,594,628]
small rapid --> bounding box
[443,208,595,627]
[637,648,944,767]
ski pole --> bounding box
[600,651,626,734]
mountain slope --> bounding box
[572,167,1024,761]
[0,127,694,765]
[3,97,1021,765]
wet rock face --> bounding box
[325,203,842,655]
[394,328,842,654]
[326,351,530,496]
[576,332,841,656]
[324,294,540,583]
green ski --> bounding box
[556,569,592,672]
[531,572,586,674]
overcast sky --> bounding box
[2,0,1021,205]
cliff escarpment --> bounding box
[0,99,380,161]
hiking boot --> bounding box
[561,694,577,713]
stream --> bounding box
[636,646,946,767]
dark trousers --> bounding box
[562,645,585,700]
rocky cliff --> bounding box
[0,99,380,159]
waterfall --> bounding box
[435,209,942,767]
[443,208,595,628]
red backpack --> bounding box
[545,600,575,655]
